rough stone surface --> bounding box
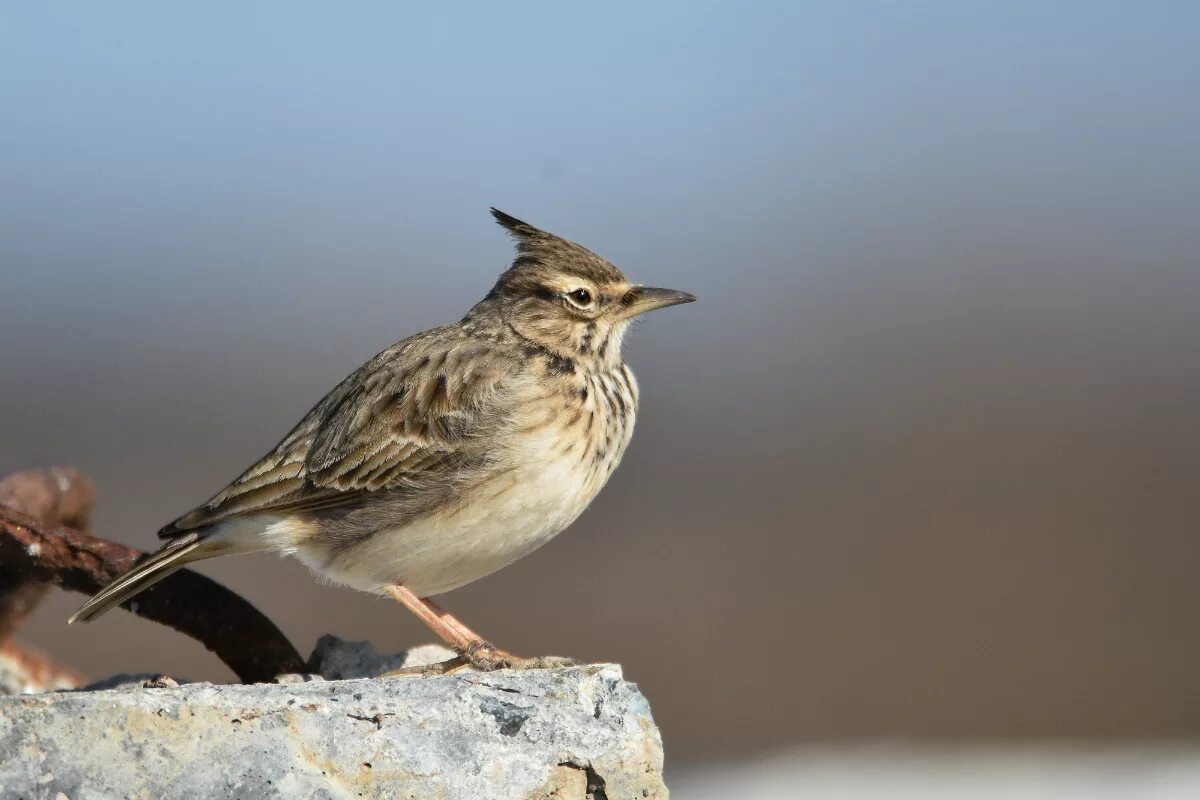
[0,659,666,799]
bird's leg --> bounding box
[383,585,578,672]
[383,585,517,671]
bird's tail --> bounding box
[68,532,213,624]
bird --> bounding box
[69,208,695,671]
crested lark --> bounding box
[70,209,694,670]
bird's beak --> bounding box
[622,286,697,318]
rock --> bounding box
[82,672,180,691]
[304,634,458,679]
[0,661,666,799]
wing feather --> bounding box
[158,331,514,538]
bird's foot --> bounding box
[507,655,581,670]
[463,641,580,671]
[381,644,581,675]
[380,655,470,678]
[462,641,517,671]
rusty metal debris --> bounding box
[0,467,303,683]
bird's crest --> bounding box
[489,208,626,284]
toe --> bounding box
[462,642,516,671]
[380,656,470,677]
[497,655,581,671]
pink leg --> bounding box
[384,585,518,669]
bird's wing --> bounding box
[158,333,516,538]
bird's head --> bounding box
[480,208,695,366]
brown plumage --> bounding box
[70,209,695,670]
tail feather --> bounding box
[68,533,208,624]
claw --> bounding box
[380,655,471,677]
[514,655,581,669]
[461,642,580,671]
[463,641,515,671]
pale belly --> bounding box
[299,444,614,597]
[251,364,640,597]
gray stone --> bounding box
[0,662,666,799]
[305,634,458,679]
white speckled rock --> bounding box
[0,663,665,799]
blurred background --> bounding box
[3,2,1199,795]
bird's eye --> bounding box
[566,288,594,308]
